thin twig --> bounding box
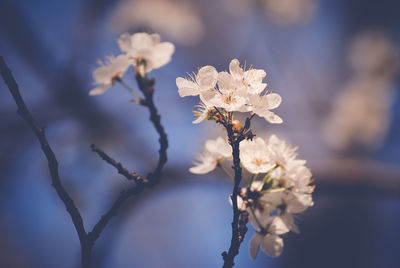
[1,56,169,268]
[85,73,169,260]
[90,144,148,185]
[0,56,88,263]
[136,73,168,183]
[136,74,168,180]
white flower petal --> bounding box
[205,137,231,158]
[229,58,243,80]
[261,234,284,257]
[130,32,154,51]
[249,233,263,259]
[148,42,175,71]
[281,214,300,233]
[89,84,110,96]
[176,77,199,97]
[217,71,233,92]
[197,65,218,89]
[118,32,175,73]
[262,111,283,124]
[192,113,207,124]
[269,217,290,235]
[266,93,282,109]
[189,156,217,174]
[150,33,161,44]
[118,33,132,53]
[243,69,267,94]
[91,54,131,95]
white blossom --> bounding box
[347,30,398,78]
[247,94,282,123]
[89,54,132,95]
[189,137,231,174]
[323,77,394,150]
[240,138,275,174]
[323,31,397,151]
[266,134,299,168]
[235,134,314,258]
[177,59,283,123]
[207,70,248,112]
[192,102,212,124]
[228,59,268,95]
[249,224,285,258]
[176,66,218,98]
[223,0,316,25]
[262,0,316,25]
[118,32,175,73]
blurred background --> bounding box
[1,0,400,267]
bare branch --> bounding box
[87,184,146,244]
[0,56,87,245]
[1,56,169,267]
[90,144,148,185]
[136,74,168,183]
[222,123,249,268]
[86,73,169,252]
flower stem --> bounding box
[218,163,234,182]
[250,206,264,232]
[116,79,142,102]
[261,164,279,184]
[248,173,258,188]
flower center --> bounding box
[223,93,236,104]
[254,158,264,166]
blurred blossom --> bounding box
[189,137,231,174]
[90,54,132,95]
[323,31,398,151]
[118,32,175,73]
[110,0,205,46]
[347,30,399,79]
[262,0,317,25]
[223,0,317,25]
[323,77,394,150]
[90,32,175,95]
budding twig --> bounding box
[1,56,168,268]
[0,56,87,266]
[221,122,249,268]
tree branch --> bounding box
[222,123,248,268]
[1,57,169,267]
[85,73,169,253]
[136,73,168,183]
[0,56,88,248]
[90,144,148,185]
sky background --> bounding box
[1,0,400,267]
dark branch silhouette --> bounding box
[136,73,168,183]
[0,55,87,259]
[86,72,169,256]
[216,112,253,268]
[90,144,148,184]
[1,56,168,268]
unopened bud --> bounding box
[232,120,243,132]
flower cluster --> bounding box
[239,135,314,258]
[176,59,282,124]
[90,32,174,95]
[191,134,314,258]
[178,58,313,263]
